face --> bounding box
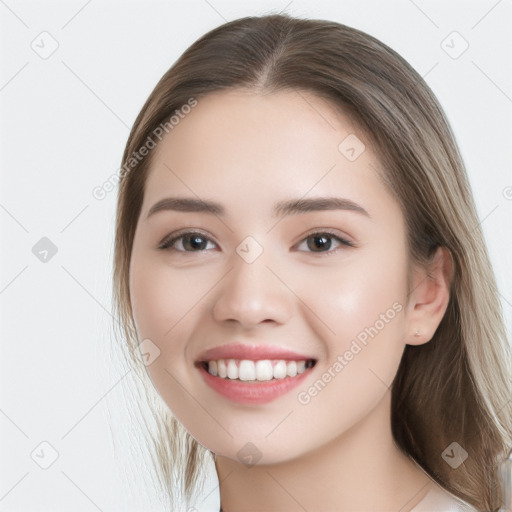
[129,88,415,464]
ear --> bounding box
[405,246,453,346]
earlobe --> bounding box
[406,246,453,346]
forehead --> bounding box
[152,88,366,164]
[141,88,397,222]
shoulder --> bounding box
[409,482,479,512]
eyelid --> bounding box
[296,228,355,247]
[158,229,218,251]
[292,228,356,255]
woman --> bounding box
[112,13,511,512]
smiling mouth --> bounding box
[197,358,317,382]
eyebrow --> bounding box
[145,196,371,220]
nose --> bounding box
[212,251,293,329]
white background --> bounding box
[1,1,511,511]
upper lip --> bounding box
[196,343,316,362]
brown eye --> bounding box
[296,231,354,254]
[159,231,217,252]
[307,234,332,252]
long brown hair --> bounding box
[113,13,512,510]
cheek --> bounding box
[130,263,169,340]
[129,254,222,389]
[295,252,408,348]
[130,253,197,342]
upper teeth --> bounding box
[207,359,310,381]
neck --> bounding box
[215,390,432,512]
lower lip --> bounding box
[198,364,313,405]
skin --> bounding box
[129,88,453,511]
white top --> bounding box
[192,458,481,511]
[203,484,478,512]
[410,483,477,512]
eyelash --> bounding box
[157,229,355,256]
